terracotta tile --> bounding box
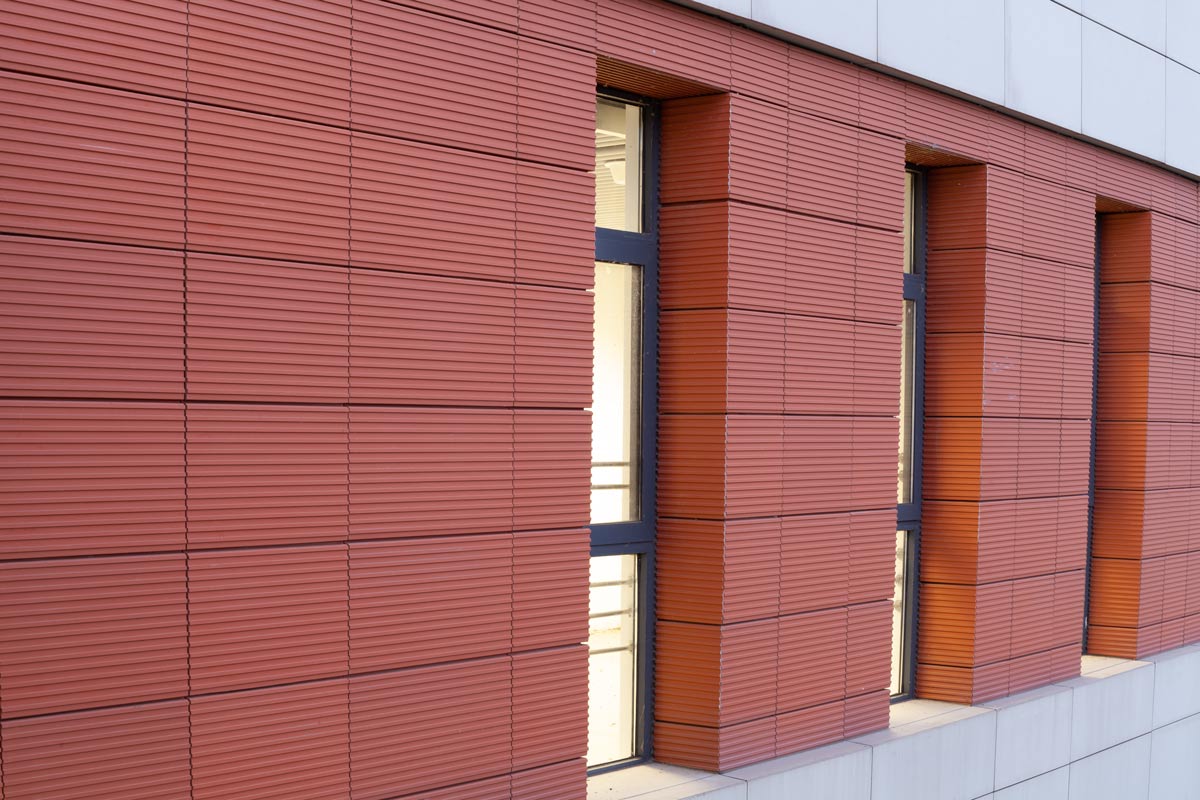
[658,518,781,624]
[0,401,185,559]
[778,609,847,711]
[512,647,587,770]
[0,555,186,718]
[655,619,777,727]
[780,513,849,615]
[1,700,189,800]
[596,0,730,89]
[654,715,775,773]
[350,535,511,672]
[512,528,588,651]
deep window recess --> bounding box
[1082,215,1101,649]
[893,167,925,698]
[587,93,658,771]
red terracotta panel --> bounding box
[349,407,513,538]
[403,774,511,800]
[654,716,775,772]
[919,580,1012,668]
[515,285,590,409]
[1010,574,1057,656]
[349,534,511,672]
[519,0,595,48]
[597,55,718,100]
[405,0,517,30]
[1088,557,1152,629]
[513,646,587,770]
[923,334,985,417]
[783,416,853,515]
[854,225,904,325]
[1095,148,1155,211]
[0,401,184,559]
[0,0,185,96]
[190,0,350,125]
[784,213,856,320]
[516,161,592,289]
[658,414,783,519]
[922,500,1017,585]
[186,404,347,549]
[784,316,855,415]
[853,416,901,509]
[660,309,728,414]
[845,601,892,697]
[1011,497,1063,580]
[729,95,788,207]
[848,510,897,604]
[190,545,348,694]
[776,699,844,755]
[926,248,1022,337]
[0,236,183,399]
[188,105,348,263]
[187,254,348,402]
[843,689,889,738]
[596,0,730,89]
[0,554,186,718]
[927,166,987,251]
[859,71,905,138]
[350,657,511,800]
[1023,176,1095,267]
[985,112,1025,172]
[851,329,897,417]
[789,46,859,126]
[513,411,589,532]
[352,1,516,155]
[349,269,514,405]
[657,518,781,624]
[780,512,849,615]
[1098,352,1149,422]
[192,679,349,800]
[922,416,984,501]
[1095,421,1149,490]
[732,26,788,106]
[1,700,188,800]
[517,37,593,169]
[787,111,858,223]
[655,619,777,727]
[512,528,588,650]
[661,95,730,205]
[778,608,847,711]
[511,759,586,800]
[905,85,989,162]
[350,132,515,280]
[858,131,906,231]
[0,73,184,246]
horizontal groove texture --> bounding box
[0,236,184,399]
[0,0,1197,792]
[0,555,187,717]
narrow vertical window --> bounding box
[588,94,657,769]
[893,168,925,697]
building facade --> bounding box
[0,0,1198,799]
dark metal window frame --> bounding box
[1083,216,1102,649]
[893,166,927,701]
[588,88,660,773]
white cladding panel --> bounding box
[678,0,1200,178]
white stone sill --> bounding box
[586,645,1200,800]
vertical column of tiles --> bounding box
[919,158,1090,702]
[1091,210,1200,657]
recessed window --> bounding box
[594,98,642,232]
[590,261,643,524]
[588,94,657,770]
[893,167,925,698]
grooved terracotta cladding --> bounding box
[0,0,1197,794]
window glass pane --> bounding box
[902,170,915,273]
[891,530,909,695]
[591,261,642,524]
[898,300,916,503]
[595,99,643,232]
[587,554,638,766]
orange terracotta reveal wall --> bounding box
[0,0,1198,796]
[917,164,1093,704]
[1089,211,1200,657]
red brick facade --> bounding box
[0,0,1198,795]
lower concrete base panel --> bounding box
[590,645,1200,800]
